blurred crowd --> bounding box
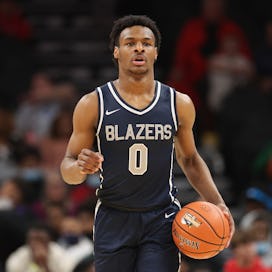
[166,0,272,202]
[0,0,272,271]
[0,72,98,271]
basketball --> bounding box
[172,201,230,259]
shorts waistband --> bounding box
[100,200,170,212]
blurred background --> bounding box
[1,0,272,271]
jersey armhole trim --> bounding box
[170,87,178,131]
[96,87,104,135]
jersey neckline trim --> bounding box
[107,81,161,115]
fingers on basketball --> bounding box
[172,201,230,259]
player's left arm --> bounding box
[174,92,235,245]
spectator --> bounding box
[0,177,31,269]
[207,32,254,113]
[0,0,34,108]
[167,0,251,132]
[198,131,225,176]
[58,216,94,271]
[243,188,269,214]
[216,17,272,197]
[13,142,44,203]
[76,199,97,240]
[217,72,272,199]
[31,170,73,224]
[38,108,73,171]
[13,73,60,145]
[43,202,66,241]
[0,0,32,41]
[53,81,78,109]
[5,221,73,272]
[0,107,17,181]
[72,254,95,272]
[240,210,272,268]
[36,81,78,170]
[0,177,27,211]
[223,229,269,272]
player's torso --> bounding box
[96,81,178,210]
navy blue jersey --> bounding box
[95,81,178,210]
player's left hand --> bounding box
[217,203,235,248]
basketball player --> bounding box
[60,15,234,272]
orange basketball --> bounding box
[172,201,230,259]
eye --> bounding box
[143,42,151,47]
[126,42,135,47]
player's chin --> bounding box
[129,67,148,75]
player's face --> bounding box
[114,25,158,75]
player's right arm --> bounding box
[60,91,103,185]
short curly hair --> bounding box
[109,15,162,53]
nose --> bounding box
[135,42,144,52]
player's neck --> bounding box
[113,78,156,110]
[116,75,155,95]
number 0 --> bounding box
[128,143,148,175]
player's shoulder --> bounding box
[77,90,97,106]
[164,83,193,106]
[170,88,195,120]
[77,80,112,108]
[176,92,193,106]
[73,89,99,116]
[159,81,193,105]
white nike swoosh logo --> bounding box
[105,109,120,115]
[165,212,176,219]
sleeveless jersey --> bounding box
[96,81,178,210]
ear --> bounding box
[113,46,119,60]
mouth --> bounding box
[132,55,146,66]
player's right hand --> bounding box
[77,149,104,175]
